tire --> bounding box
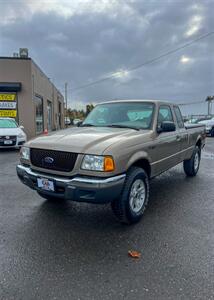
[37,191,64,202]
[211,128,214,137]
[183,146,201,177]
[111,166,149,224]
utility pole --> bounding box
[206,96,214,115]
[65,82,68,127]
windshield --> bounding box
[0,119,18,128]
[82,102,155,130]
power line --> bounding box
[67,31,214,93]
[178,101,205,106]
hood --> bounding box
[199,119,214,126]
[0,127,23,136]
[26,127,145,154]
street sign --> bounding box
[0,93,17,118]
[0,94,16,101]
[0,102,17,109]
[0,110,17,117]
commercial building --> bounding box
[0,55,64,139]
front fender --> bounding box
[126,151,152,170]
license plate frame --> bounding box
[4,140,13,145]
[37,178,55,192]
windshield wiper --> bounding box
[106,124,140,131]
[80,123,140,130]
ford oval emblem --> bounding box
[44,157,54,164]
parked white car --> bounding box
[64,117,71,126]
[198,119,214,137]
[73,118,82,125]
[0,118,27,148]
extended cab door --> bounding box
[173,105,189,160]
[151,104,182,176]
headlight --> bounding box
[18,133,25,138]
[81,155,115,172]
[20,146,30,160]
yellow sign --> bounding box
[0,110,17,117]
[0,94,16,101]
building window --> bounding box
[58,101,62,129]
[47,100,52,131]
[35,95,44,134]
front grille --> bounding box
[30,148,78,172]
[0,136,17,146]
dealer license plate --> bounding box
[37,178,55,191]
[4,140,13,145]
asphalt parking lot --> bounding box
[0,139,214,300]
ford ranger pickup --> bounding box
[17,100,206,224]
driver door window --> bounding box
[157,105,174,127]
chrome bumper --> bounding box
[16,164,126,203]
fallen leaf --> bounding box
[128,250,141,258]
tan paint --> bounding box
[23,100,205,178]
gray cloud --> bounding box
[0,0,213,114]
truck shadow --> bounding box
[29,165,203,232]
[14,164,206,266]
[0,148,19,152]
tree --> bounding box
[86,104,94,116]
[65,103,94,122]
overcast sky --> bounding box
[0,0,213,115]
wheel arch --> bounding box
[127,153,151,178]
[196,137,202,149]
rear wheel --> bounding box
[183,146,201,177]
[111,166,149,224]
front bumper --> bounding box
[0,137,26,148]
[206,129,212,134]
[16,164,126,204]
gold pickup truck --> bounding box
[17,100,206,224]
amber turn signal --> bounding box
[104,156,115,172]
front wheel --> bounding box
[111,167,149,224]
[183,146,201,177]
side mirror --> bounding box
[20,125,24,130]
[157,121,176,133]
[77,121,83,127]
